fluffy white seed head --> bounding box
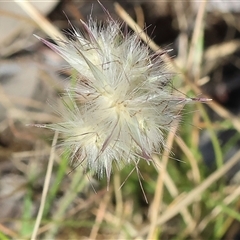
[37,17,192,182]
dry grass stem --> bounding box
[114,2,161,53]
[186,0,207,79]
[203,40,240,75]
[147,134,172,239]
[175,136,201,184]
[14,0,66,44]
[31,131,59,240]
[89,192,111,239]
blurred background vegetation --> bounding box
[1,0,240,239]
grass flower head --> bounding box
[36,15,196,183]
